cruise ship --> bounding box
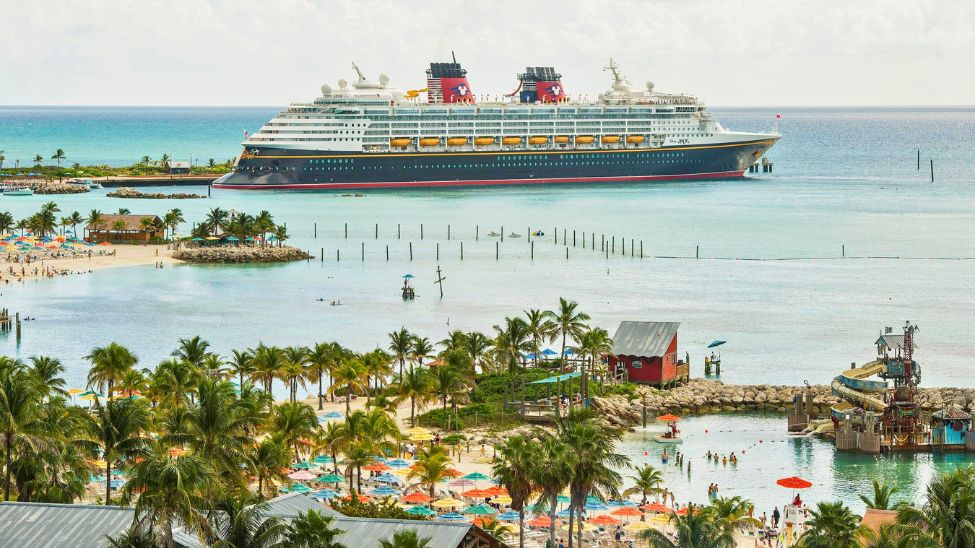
[213,58,779,190]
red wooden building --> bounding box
[609,321,687,387]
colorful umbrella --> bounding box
[289,483,312,494]
[436,512,466,521]
[374,472,401,484]
[590,515,622,525]
[496,511,520,522]
[624,521,651,532]
[402,492,434,504]
[432,497,464,508]
[405,505,436,516]
[370,486,401,497]
[656,414,681,422]
[449,479,474,488]
[611,507,643,517]
[288,470,316,481]
[776,476,812,489]
[492,495,512,505]
[363,462,390,472]
[527,516,560,528]
[386,458,410,468]
[640,502,669,513]
[316,473,344,483]
[313,455,333,464]
[463,503,498,515]
[462,488,492,498]
[463,472,491,481]
[310,489,339,500]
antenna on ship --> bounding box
[351,62,366,83]
[451,50,457,64]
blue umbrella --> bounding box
[708,340,727,348]
[406,506,436,516]
[311,489,339,500]
[374,473,401,484]
[386,458,410,468]
[557,495,571,504]
[496,511,521,522]
[541,348,558,356]
[370,486,401,496]
[437,512,467,521]
[313,455,333,464]
[225,236,239,242]
[584,500,609,511]
[524,353,538,360]
[556,508,572,517]
[564,348,576,356]
[323,411,344,419]
[110,479,125,489]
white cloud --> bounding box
[0,0,972,105]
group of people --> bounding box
[707,482,721,501]
[704,450,738,466]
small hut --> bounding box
[931,406,971,446]
[86,214,164,243]
[608,321,686,387]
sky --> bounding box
[1,0,973,107]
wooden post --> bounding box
[640,240,644,258]
[573,230,576,247]
[386,245,389,261]
[397,224,401,239]
[436,242,439,260]
[208,183,211,197]
[631,238,634,256]
[917,149,921,170]
[622,238,625,255]
[601,234,605,251]
[496,241,499,260]
[361,242,364,261]
[344,223,347,239]
[612,236,615,253]
[501,226,504,243]
[375,223,378,239]
[314,222,317,238]
[531,240,534,260]
[930,159,934,182]
[554,228,557,244]
[563,228,566,244]
[476,225,479,241]
[420,224,424,239]
[321,248,324,262]
[409,242,413,260]
[842,244,845,258]
[447,224,451,240]
[460,242,464,260]
[527,226,531,242]
[696,245,700,259]
[566,247,569,260]
[336,249,340,261]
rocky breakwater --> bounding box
[591,379,840,428]
[107,187,205,199]
[173,245,311,264]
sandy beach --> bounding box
[1,244,178,282]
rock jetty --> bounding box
[107,187,205,199]
[591,379,975,428]
[173,245,311,264]
[1,180,89,194]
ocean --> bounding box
[1,106,974,507]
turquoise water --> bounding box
[622,414,975,514]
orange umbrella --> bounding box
[656,414,681,422]
[342,493,371,502]
[611,507,643,517]
[443,468,463,478]
[484,486,509,496]
[363,462,390,472]
[674,507,688,516]
[639,502,669,513]
[527,516,560,528]
[590,515,622,525]
[402,492,434,504]
[471,517,493,527]
[776,476,812,489]
[98,241,112,246]
[463,488,492,498]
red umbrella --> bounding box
[462,488,492,498]
[591,515,622,525]
[527,516,560,528]
[640,502,669,513]
[484,486,509,496]
[402,492,434,503]
[611,507,643,517]
[674,507,688,516]
[776,477,812,489]
[656,414,681,422]
[363,462,390,472]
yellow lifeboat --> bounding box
[502,137,522,145]
[528,136,549,145]
[555,136,570,144]
[626,135,645,144]
[601,135,620,144]
[474,137,495,146]
[389,138,411,148]
[576,136,594,144]
[419,138,441,147]
[447,137,468,146]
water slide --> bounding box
[830,360,887,413]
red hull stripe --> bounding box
[213,170,746,190]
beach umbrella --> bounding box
[313,455,333,464]
[67,388,83,396]
[363,462,390,472]
[556,508,572,518]
[585,500,609,511]
[624,521,651,532]
[342,493,371,502]
[386,458,410,468]
[541,348,558,357]
[463,503,497,516]
[410,432,434,442]
[590,515,622,526]
[288,470,316,481]
[492,495,512,505]
[524,353,538,360]
[707,340,727,348]
[402,492,435,504]
[289,483,312,494]
[496,511,521,522]
[225,236,239,241]
[443,468,463,478]
[405,506,436,516]
[462,488,491,498]
[310,489,339,500]
[110,479,125,489]
[402,274,415,279]
[449,479,474,488]
[316,473,345,483]
[432,497,464,508]
[370,486,401,497]
[640,502,669,513]
[484,486,509,497]
[674,507,688,516]
[463,472,491,482]
[244,237,255,242]
[656,414,681,422]
[556,495,572,504]
[612,507,643,518]
[374,472,401,484]
[98,241,111,246]
[291,461,312,470]
[527,516,559,528]
[436,512,467,521]
[191,237,203,241]
[776,476,812,489]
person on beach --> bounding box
[772,506,780,528]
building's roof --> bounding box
[860,508,898,535]
[612,321,680,357]
[166,161,191,169]
[875,333,917,352]
[933,406,971,421]
[262,494,486,547]
[87,214,162,231]
[262,492,343,518]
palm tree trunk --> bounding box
[356,466,362,492]
[410,397,416,427]
[318,372,324,410]
[549,496,558,548]
[345,392,351,414]
[4,432,12,501]
[576,502,584,548]
[518,509,525,548]
[567,506,575,548]
[105,460,112,505]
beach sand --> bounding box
[1,244,178,282]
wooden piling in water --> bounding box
[566,247,569,260]
[476,225,479,241]
[460,242,464,260]
[447,224,451,240]
[321,248,324,262]
[436,243,440,260]
[930,159,934,182]
[409,242,413,260]
[622,238,625,255]
[531,241,534,260]
[917,149,921,170]
[640,240,644,258]
[573,230,576,247]
[501,226,504,243]
[314,222,317,238]
[496,241,499,260]
[386,245,389,261]
[336,249,340,261]
[344,223,348,239]
[612,236,615,254]
[375,224,378,239]
[420,224,424,239]
[842,244,845,258]
[397,224,401,239]
[361,242,364,261]
[696,245,700,259]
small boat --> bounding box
[507,233,521,238]
[88,182,103,189]
[2,188,34,196]
[654,434,684,444]
[487,231,501,237]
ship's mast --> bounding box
[351,62,366,83]
[603,58,622,85]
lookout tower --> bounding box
[880,322,921,447]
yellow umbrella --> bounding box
[92,459,107,468]
[410,433,434,442]
[407,427,431,436]
[80,394,98,401]
[67,388,84,395]
[493,495,512,505]
[393,468,412,477]
[650,513,670,523]
[205,236,219,240]
[624,521,651,532]
[431,497,464,508]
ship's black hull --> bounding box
[214,138,776,190]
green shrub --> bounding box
[329,494,424,520]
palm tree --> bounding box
[463,331,492,374]
[408,445,451,498]
[410,336,433,369]
[572,326,612,392]
[112,219,127,241]
[703,496,758,538]
[89,397,151,504]
[388,328,412,379]
[228,349,254,391]
[396,366,431,427]
[329,357,366,415]
[163,208,185,239]
[123,441,214,547]
[272,224,288,245]
[378,529,432,548]
[207,158,216,169]
[0,211,13,234]
[106,523,159,547]
[859,479,899,510]
[0,360,44,501]
[281,346,309,403]
[639,504,733,548]
[141,155,152,166]
[283,509,347,548]
[307,342,338,410]
[797,501,864,547]
[524,309,554,366]
[545,297,591,362]
[431,357,466,413]
[160,153,170,167]
[314,421,344,476]
[623,464,664,503]
[250,344,285,394]
[361,349,393,398]
[86,209,104,239]
[895,467,975,547]
[493,434,538,548]
[27,356,67,400]
[248,437,290,499]
[270,401,317,460]
[531,436,575,548]
[477,518,514,543]
[69,211,84,239]
[172,336,210,368]
[85,342,138,399]
[208,496,287,548]
[206,207,229,236]
[51,149,66,182]
[33,154,43,167]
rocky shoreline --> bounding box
[1,180,89,194]
[591,379,975,428]
[173,245,311,264]
[107,187,205,199]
